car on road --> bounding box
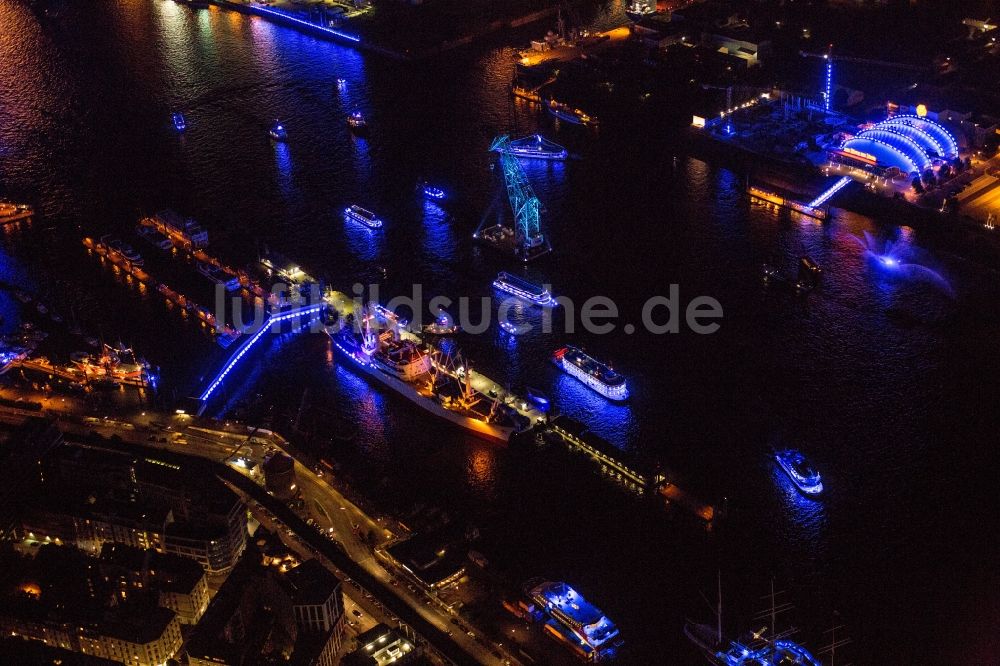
[352,609,363,618]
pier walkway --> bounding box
[545,415,718,523]
[196,303,324,413]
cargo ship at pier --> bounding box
[329,304,530,444]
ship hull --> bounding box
[331,334,514,444]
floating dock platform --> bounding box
[544,415,718,522]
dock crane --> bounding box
[801,44,927,112]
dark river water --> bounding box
[1,1,998,663]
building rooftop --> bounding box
[283,558,340,606]
[99,543,204,595]
[348,624,420,666]
[386,527,467,589]
[0,545,177,646]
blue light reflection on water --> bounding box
[420,199,456,265]
[273,140,294,195]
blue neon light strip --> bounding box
[250,5,361,42]
[876,121,945,158]
[842,137,920,174]
[857,128,932,171]
[807,175,851,208]
[883,114,959,158]
[824,60,833,112]
[198,305,323,402]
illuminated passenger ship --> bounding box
[774,449,823,495]
[344,204,382,229]
[553,346,628,402]
[504,134,568,160]
[493,272,555,307]
[526,580,622,662]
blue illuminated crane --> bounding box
[801,45,926,113]
[489,135,550,261]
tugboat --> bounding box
[172,112,186,132]
[269,120,288,142]
[347,110,367,133]
[774,449,824,495]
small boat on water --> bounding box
[546,99,597,127]
[172,112,186,132]
[499,320,520,336]
[344,204,382,229]
[269,120,288,142]
[347,110,367,132]
[423,311,459,335]
[774,449,823,495]
[336,77,347,88]
[36,303,48,315]
[420,182,446,200]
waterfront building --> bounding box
[0,545,183,666]
[20,443,247,574]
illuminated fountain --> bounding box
[854,231,953,296]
